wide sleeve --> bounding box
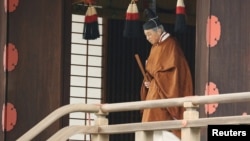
[153,40,187,119]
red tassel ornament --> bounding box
[83,5,100,40]
[123,0,141,38]
[174,0,187,34]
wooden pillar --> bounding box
[0,1,7,140]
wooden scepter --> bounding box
[134,54,148,81]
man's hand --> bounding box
[144,81,150,88]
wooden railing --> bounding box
[17,92,250,141]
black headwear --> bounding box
[143,8,162,30]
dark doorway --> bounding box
[105,19,195,141]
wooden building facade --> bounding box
[0,0,71,140]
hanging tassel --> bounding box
[123,0,141,38]
[174,0,187,34]
[83,5,100,40]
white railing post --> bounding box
[135,131,153,141]
[181,102,200,141]
[91,110,109,141]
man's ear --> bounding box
[157,28,162,35]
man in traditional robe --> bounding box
[140,9,193,140]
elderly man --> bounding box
[140,8,193,141]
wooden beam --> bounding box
[71,0,197,25]
[71,6,196,25]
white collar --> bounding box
[159,32,170,42]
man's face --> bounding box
[144,29,161,45]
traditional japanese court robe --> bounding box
[140,33,193,138]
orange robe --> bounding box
[140,35,193,138]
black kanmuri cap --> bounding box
[143,8,162,30]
